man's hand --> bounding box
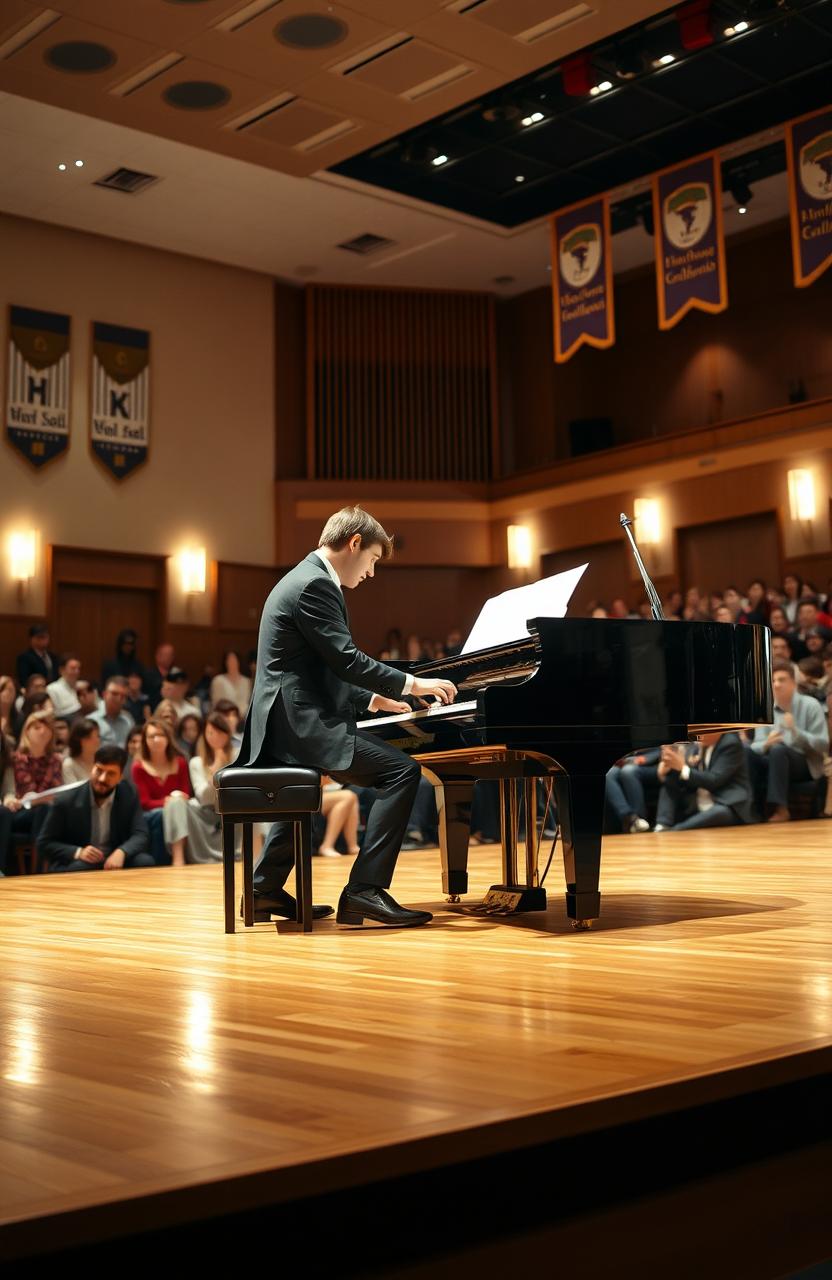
[657,760,670,781]
[782,712,795,731]
[79,845,105,864]
[765,730,783,750]
[410,677,457,705]
[661,744,687,772]
[3,795,22,813]
[103,849,125,871]
[373,696,411,715]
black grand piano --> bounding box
[358,616,772,927]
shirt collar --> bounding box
[311,549,342,592]
[92,788,115,813]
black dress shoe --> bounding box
[336,885,432,927]
[241,891,334,922]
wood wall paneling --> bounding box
[678,512,781,598]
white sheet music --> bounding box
[461,563,588,654]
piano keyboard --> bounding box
[357,699,478,730]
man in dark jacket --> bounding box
[237,505,456,928]
[38,744,152,871]
[101,628,145,689]
[15,623,59,687]
[653,731,753,830]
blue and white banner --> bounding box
[91,321,149,479]
[5,305,71,467]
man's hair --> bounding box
[105,676,129,692]
[77,678,98,694]
[94,744,127,771]
[771,659,796,677]
[797,596,819,610]
[318,505,393,559]
[29,623,49,638]
[214,698,240,718]
[798,656,824,677]
[58,653,79,669]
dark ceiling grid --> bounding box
[330,0,832,229]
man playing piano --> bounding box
[237,505,457,928]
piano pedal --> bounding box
[454,885,548,916]
[446,894,462,904]
[571,918,595,930]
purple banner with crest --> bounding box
[653,152,727,330]
[786,105,832,288]
[550,196,614,363]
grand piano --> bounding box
[358,616,772,927]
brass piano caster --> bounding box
[447,894,461,904]
[572,918,594,931]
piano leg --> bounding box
[432,779,474,899]
[555,771,605,927]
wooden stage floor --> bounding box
[2,822,832,1273]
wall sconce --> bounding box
[8,530,37,598]
[787,469,816,522]
[507,524,533,570]
[179,547,207,594]
[634,498,661,546]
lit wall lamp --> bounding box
[787,469,816,522]
[507,524,533,570]
[179,547,207,594]
[8,530,37,600]
[634,498,661,546]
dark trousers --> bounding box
[254,731,421,895]
[60,850,156,871]
[747,743,812,808]
[656,776,743,830]
[605,764,651,827]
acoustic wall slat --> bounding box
[306,284,494,481]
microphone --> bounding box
[619,513,665,621]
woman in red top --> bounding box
[2,711,63,867]
[132,718,192,866]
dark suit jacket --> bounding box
[38,780,149,867]
[666,732,753,823]
[238,553,407,772]
[16,647,59,687]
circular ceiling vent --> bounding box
[274,14,349,49]
[45,41,116,73]
[163,80,230,110]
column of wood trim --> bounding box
[487,294,501,481]
[305,286,316,481]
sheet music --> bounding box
[461,563,588,654]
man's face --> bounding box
[77,682,96,710]
[62,658,81,684]
[104,683,127,715]
[32,631,49,652]
[26,675,46,696]
[797,604,817,628]
[53,720,70,747]
[342,539,382,590]
[769,609,787,632]
[772,670,796,707]
[698,731,721,749]
[724,588,740,610]
[90,761,122,798]
[157,644,174,670]
[127,673,142,694]
[162,678,186,701]
[771,637,790,661]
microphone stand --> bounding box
[620,513,665,621]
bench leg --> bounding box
[223,820,236,934]
[296,817,313,933]
[242,823,255,927]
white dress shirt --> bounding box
[680,745,715,811]
[74,787,115,860]
[311,549,414,705]
[46,676,81,718]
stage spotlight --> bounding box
[401,140,445,166]
[614,44,644,79]
[730,179,753,211]
[431,154,448,167]
[521,111,545,126]
[589,80,613,96]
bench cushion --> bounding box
[215,765,321,816]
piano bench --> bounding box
[215,766,322,934]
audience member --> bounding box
[713,604,734,624]
[748,660,829,822]
[316,776,361,858]
[0,674,17,743]
[159,668,200,720]
[126,726,143,760]
[12,688,54,740]
[605,751,659,832]
[90,678,135,748]
[0,733,13,869]
[101,628,145,688]
[62,718,101,784]
[15,623,58,687]
[187,711,238,863]
[46,654,82,719]
[143,642,175,708]
[797,656,827,703]
[75,678,101,719]
[794,597,832,643]
[2,711,63,866]
[176,711,202,759]
[210,650,251,718]
[39,744,152,873]
[739,580,769,624]
[653,732,753,830]
[53,718,70,757]
[213,699,242,751]
[131,719,191,866]
[153,699,179,737]
[125,671,151,726]
[722,586,743,622]
[781,574,804,625]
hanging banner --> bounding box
[653,151,727,330]
[90,321,150,479]
[5,305,71,468]
[550,195,615,362]
[786,104,832,288]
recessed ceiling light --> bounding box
[521,110,545,126]
[431,153,448,166]
[734,20,749,33]
[57,162,67,171]
[655,53,675,66]
[590,80,613,96]
[738,205,748,214]
[724,25,735,35]
[74,159,84,168]
[515,174,525,183]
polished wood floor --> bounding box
[2,822,832,1256]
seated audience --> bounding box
[39,744,152,872]
[653,732,752,831]
[721,586,743,622]
[316,776,361,858]
[126,725,143,761]
[12,688,54,740]
[75,678,101,719]
[53,718,70,757]
[0,734,14,870]
[794,597,832,643]
[713,604,734,623]
[152,698,179,737]
[2,711,63,866]
[143,641,175,709]
[748,660,829,822]
[176,711,202,759]
[605,751,659,832]
[46,654,82,719]
[213,699,243,752]
[131,718,192,866]
[401,775,440,849]
[125,671,151,725]
[805,627,830,660]
[739,579,769,624]
[796,656,827,703]
[90,677,135,748]
[0,674,18,743]
[189,711,264,858]
[62,717,101,784]
[782,574,804,626]
[159,668,200,720]
[770,634,798,674]
[210,650,252,718]
[15,623,58,687]
[101,628,145,688]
